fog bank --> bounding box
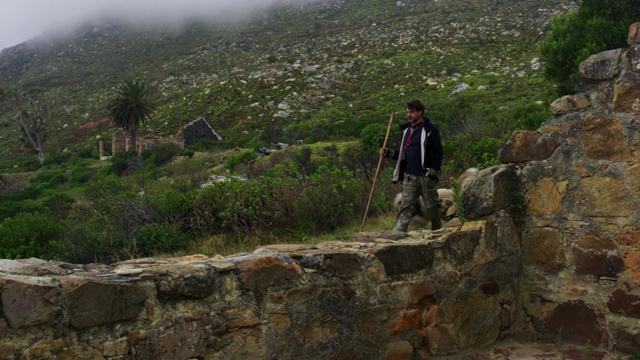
[1,0,306,50]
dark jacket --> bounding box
[387,116,443,183]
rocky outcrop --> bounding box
[498,23,640,353]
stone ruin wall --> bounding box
[111,118,219,156]
[181,118,221,149]
[0,23,639,360]
[0,218,522,359]
[498,23,640,352]
[111,129,177,154]
[111,129,132,153]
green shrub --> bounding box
[1,169,79,221]
[85,173,137,202]
[224,150,258,170]
[292,165,370,233]
[100,150,146,177]
[539,0,640,95]
[182,149,195,158]
[468,137,504,168]
[442,136,503,173]
[42,191,75,219]
[266,54,278,63]
[69,167,92,187]
[106,152,130,176]
[66,173,196,262]
[0,184,42,203]
[187,165,384,238]
[43,150,72,166]
[360,122,388,155]
[30,170,68,188]
[0,212,68,260]
[16,198,47,213]
[77,146,96,159]
[132,223,191,256]
[0,198,47,221]
[65,195,157,262]
[151,189,189,221]
[189,177,298,236]
[65,213,120,263]
[513,104,551,130]
[152,142,182,166]
[188,138,216,151]
[293,147,313,176]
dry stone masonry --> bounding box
[0,219,524,360]
[110,118,220,156]
[498,22,640,353]
[0,23,639,360]
[180,118,221,149]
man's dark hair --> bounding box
[406,99,425,113]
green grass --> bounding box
[165,211,397,258]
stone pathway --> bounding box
[437,337,633,360]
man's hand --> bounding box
[426,168,439,181]
[379,148,388,157]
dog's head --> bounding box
[439,198,457,220]
[436,189,457,221]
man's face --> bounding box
[406,108,422,124]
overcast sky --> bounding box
[0,0,300,51]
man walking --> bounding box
[379,99,444,231]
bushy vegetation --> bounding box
[539,0,640,94]
[38,146,393,263]
[146,142,182,166]
[0,212,67,260]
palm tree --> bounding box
[108,79,155,152]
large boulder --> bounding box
[462,165,521,220]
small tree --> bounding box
[108,79,155,152]
[539,0,640,95]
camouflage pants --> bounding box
[393,174,441,232]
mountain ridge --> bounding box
[0,0,572,169]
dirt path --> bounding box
[436,337,633,360]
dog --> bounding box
[393,168,479,230]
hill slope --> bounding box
[0,0,579,262]
[0,0,571,170]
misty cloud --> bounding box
[1,0,305,50]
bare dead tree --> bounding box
[8,89,49,165]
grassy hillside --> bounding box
[0,0,573,262]
[0,0,570,168]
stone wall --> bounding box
[111,130,177,154]
[0,218,521,359]
[181,118,221,149]
[497,23,640,352]
[111,129,133,153]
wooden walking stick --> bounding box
[359,111,395,233]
